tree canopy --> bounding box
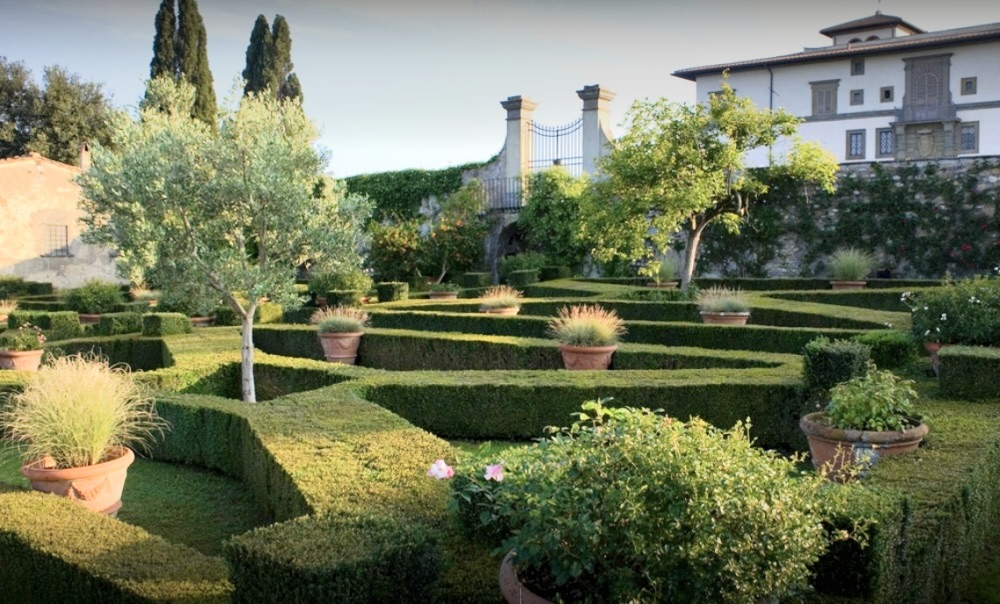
[149,0,216,124]
[582,83,838,288]
[242,14,302,102]
[78,78,370,402]
[0,57,113,164]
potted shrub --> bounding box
[828,248,875,290]
[0,323,46,371]
[643,258,679,289]
[438,400,830,603]
[427,282,462,300]
[311,305,370,365]
[696,286,751,325]
[0,354,167,515]
[799,362,928,482]
[64,279,126,324]
[479,285,522,316]
[546,304,626,370]
[0,298,17,324]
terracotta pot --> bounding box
[21,447,135,516]
[78,313,101,325]
[499,551,553,604]
[0,313,7,325]
[799,412,928,482]
[428,291,459,300]
[558,344,617,370]
[0,349,44,371]
[699,311,750,326]
[923,341,950,376]
[318,331,363,364]
[829,280,867,290]
[480,306,520,316]
[189,316,214,327]
[646,281,679,289]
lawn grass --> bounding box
[0,444,268,556]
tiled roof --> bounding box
[673,21,1000,81]
[819,12,923,37]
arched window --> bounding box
[865,35,880,41]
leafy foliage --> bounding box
[499,251,549,283]
[517,169,590,270]
[345,164,484,221]
[900,272,1000,344]
[584,83,837,288]
[451,400,829,603]
[418,182,490,282]
[826,364,920,432]
[148,0,216,124]
[63,279,124,314]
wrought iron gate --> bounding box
[528,118,583,176]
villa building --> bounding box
[673,12,1000,166]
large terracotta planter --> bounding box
[21,447,135,516]
[428,291,459,300]
[0,349,44,371]
[799,412,928,482]
[480,306,520,316]
[558,344,616,370]
[699,311,750,326]
[78,313,101,325]
[319,331,363,364]
[189,316,214,328]
[499,551,553,604]
[830,280,867,290]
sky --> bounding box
[1,0,998,178]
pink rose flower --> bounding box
[427,459,454,480]
[484,463,504,482]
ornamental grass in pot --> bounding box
[311,305,370,365]
[478,285,522,315]
[0,354,168,515]
[696,286,751,325]
[0,298,18,324]
[436,400,833,603]
[828,248,875,289]
[546,304,626,370]
[800,362,927,482]
[643,257,680,288]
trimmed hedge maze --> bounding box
[1,278,999,603]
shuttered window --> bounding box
[811,80,839,117]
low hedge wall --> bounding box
[764,289,920,312]
[142,313,193,336]
[7,310,82,341]
[56,335,167,371]
[938,346,1000,400]
[93,311,144,336]
[0,492,232,602]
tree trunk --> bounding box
[240,302,257,403]
[680,225,707,290]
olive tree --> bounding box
[581,84,838,289]
[78,78,370,402]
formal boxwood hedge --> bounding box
[459,272,491,288]
[802,337,871,392]
[213,302,286,327]
[539,265,573,281]
[7,310,82,341]
[938,346,1000,400]
[142,313,193,337]
[764,289,919,312]
[694,278,937,291]
[0,492,232,603]
[376,282,408,302]
[93,311,144,336]
[56,335,166,371]
[853,329,917,369]
[506,269,539,288]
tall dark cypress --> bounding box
[150,0,176,79]
[177,0,215,124]
[270,16,301,102]
[242,15,273,97]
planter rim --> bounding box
[0,349,44,356]
[318,331,365,337]
[499,550,552,604]
[21,446,134,479]
[799,411,928,445]
[557,343,618,353]
[698,310,750,316]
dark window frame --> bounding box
[846,129,866,160]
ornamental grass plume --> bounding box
[310,306,370,333]
[546,304,626,347]
[479,285,522,310]
[696,286,750,313]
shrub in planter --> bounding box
[802,337,872,392]
[443,400,829,603]
[427,282,462,300]
[376,282,409,302]
[63,279,125,315]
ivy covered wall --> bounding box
[699,159,1000,279]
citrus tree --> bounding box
[582,83,838,289]
[78,77,370,402]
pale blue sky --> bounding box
[1,0,997,177]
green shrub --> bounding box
[901,276,1000,346]
[215,302,287,327]
[309,268,373,297]
[93,312,144,336]
[826,363,920,432]
[0,275,27,298]
[63,279,125,314]
[450,401,828,603]
[802,337,871,392]
[938,346,1000,400]
[142,313,193,336]
[539,266,572,281]
[499,252,548,282]
[376,282,409,302]
[506,269,539,289]
[459,272,492,288]
[853,330,916,369]
[326,290,365,308]
[7,310,82,341]
[24,281,54,295]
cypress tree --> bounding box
[177,0,215,124]
[242,15,273,97]
[270,15,302,102]
[150,0,175,79]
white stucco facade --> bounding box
[674,14,1000,168]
